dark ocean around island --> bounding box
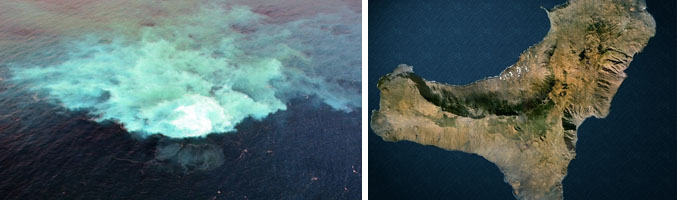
[368,0,676,199]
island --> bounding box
[370,0,655,199]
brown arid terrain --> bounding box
[371,0,655,199]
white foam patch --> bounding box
[10,5,360,138]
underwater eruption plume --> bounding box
[3,0,361,139]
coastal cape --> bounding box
[370,0,655,199]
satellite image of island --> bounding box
[0,0,361,199]
[369,0,675,199]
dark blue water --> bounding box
[368,0,676,199]
[0,89,361,199]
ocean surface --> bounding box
[0,95,361,199]
[368,0,676,199]
[0,0,361,199]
